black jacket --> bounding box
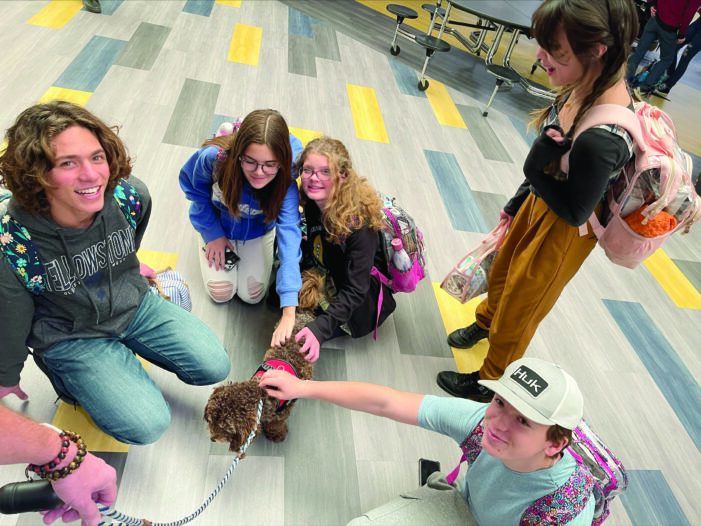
[302,200,395,345]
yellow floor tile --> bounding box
[432,282,487,372]
[137,249,179,271]
[52,404,130,453]
[425,79,467,128]
[228,23,262,65]
[346,84,390,143]
[216,0,241,6]
[644,249,701,309]
[289,127,324,147]
[27,0,83,29]
[38,87,93,107]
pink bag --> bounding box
[561,102,701,269]
[440,221,508,303]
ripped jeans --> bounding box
[197,228,275,304]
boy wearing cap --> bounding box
[260,357,594,525]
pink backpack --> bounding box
[561,102,701,269]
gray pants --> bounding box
[347,473,477,526]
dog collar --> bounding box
[253,359,298,411]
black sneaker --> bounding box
[446,323,489,349]
[436,371,494,402]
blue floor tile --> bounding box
[183,0,214,16]
[288,7,314,38]
[621,470,690,526]
[603,299,701,452]
[388,58,426,98]
[54,36,127,92]
[424,149,489,233]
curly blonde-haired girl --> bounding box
[293,137,395,362]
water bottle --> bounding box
[0,480,63,514]
[391,238,413,272]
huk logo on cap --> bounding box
[510,365,548,397]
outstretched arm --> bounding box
[259,369,424,425]
[0,405,59,465]
[0,406,117,526]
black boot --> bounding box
[436,370,493,402]
[446,323,489,349]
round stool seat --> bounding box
[416,33,451,53]
[485,64,521,83]
[421,3,446,18]
[387,4,419,20]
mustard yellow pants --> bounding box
[475,193,597,379]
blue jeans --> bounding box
[665,18,701,90]
[626,16,678,90]
[43,292,231,445]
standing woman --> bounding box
[294,137,396,362]
[438,0,639,400]
[180,109,303,347]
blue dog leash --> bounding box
[96,399,264,526]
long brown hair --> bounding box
[0,100,132,215]
[530,0,638,136]
[296,137,384,244]
[202,109,293,223]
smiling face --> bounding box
[44,125,111,229]
[481,395,563,472]
[241,142,279,190]
[300,152,335,209]
[535,26,586,88]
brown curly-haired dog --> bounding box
[204,270,324,454]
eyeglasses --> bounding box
[300,167,332,180]
[239,155,279,176]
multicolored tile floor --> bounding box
[1,1,700,525]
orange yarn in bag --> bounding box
[624,208,677,238]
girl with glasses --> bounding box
[179,109,304,347]
[438,0,639,401]
[293,137,396,362]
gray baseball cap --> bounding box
[479,357,584,429]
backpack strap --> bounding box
[519,462,595,526]
[0,181,141,296]
[370,266,389,341]
[556,104,643,239]
[445,420,484,484]
[211,148,228,183]
[560,104,644,175]
[113,179,141,229]
[0,193,47,295]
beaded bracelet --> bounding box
[26,431,87,481]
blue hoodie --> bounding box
[179,134,303,308]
